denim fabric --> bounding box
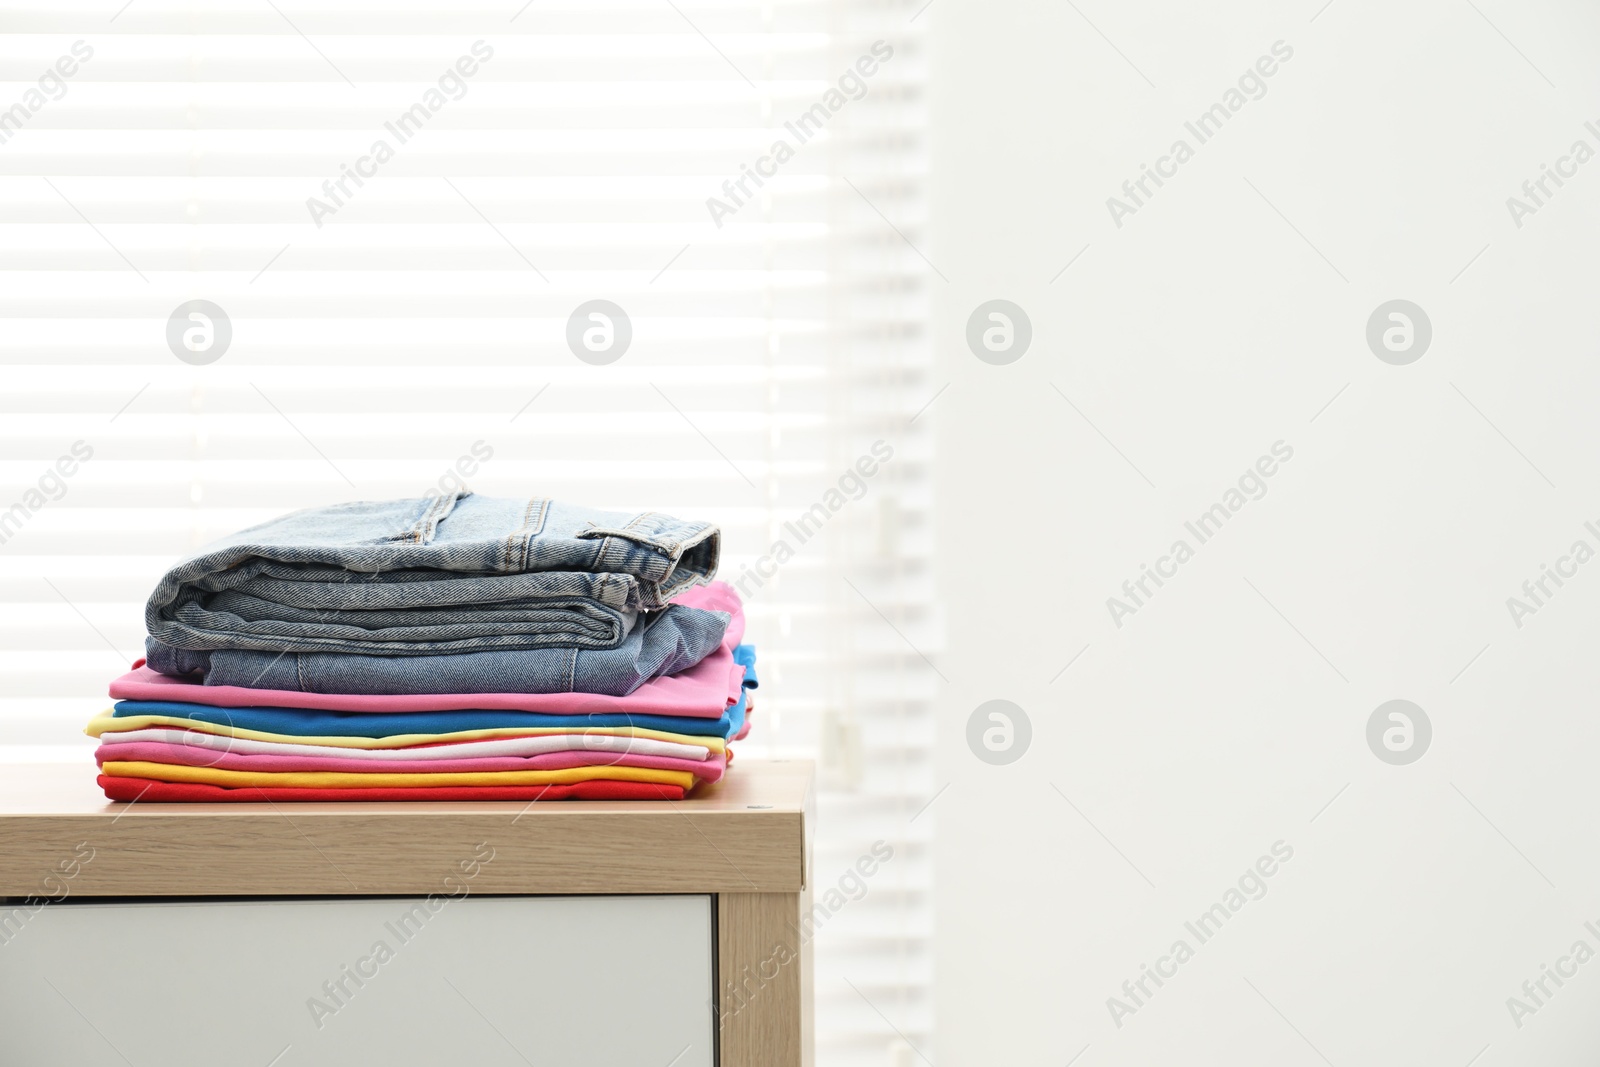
[144,602,730,697]
[145,491,720,657]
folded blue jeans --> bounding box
[144,603,731,697]
[145,492,721,658]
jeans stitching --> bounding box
[504,497,535,573]
[407,493,442,544]
[521,498,548,571]
[417,490,457,544]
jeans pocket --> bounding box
[380,490,469,545]
[575,523,683,558]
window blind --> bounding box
[0,1,934,1062]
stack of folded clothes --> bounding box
[84,492,756,802]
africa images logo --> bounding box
[704,41,894,227]
[1104,41,1294,229]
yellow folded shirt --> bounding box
[85,713,724,756]
[100,760,696,791]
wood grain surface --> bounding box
[0,760,813,897]
[717,891,812,1067]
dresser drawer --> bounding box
[0,894,714,1067]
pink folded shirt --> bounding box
[95,727,714,762]
[108,581,746,720]
[96,741,726,782]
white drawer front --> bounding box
[0,894,714,1067]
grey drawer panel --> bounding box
[0,894,714,1067]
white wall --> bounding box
[930,1,1600,1063]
